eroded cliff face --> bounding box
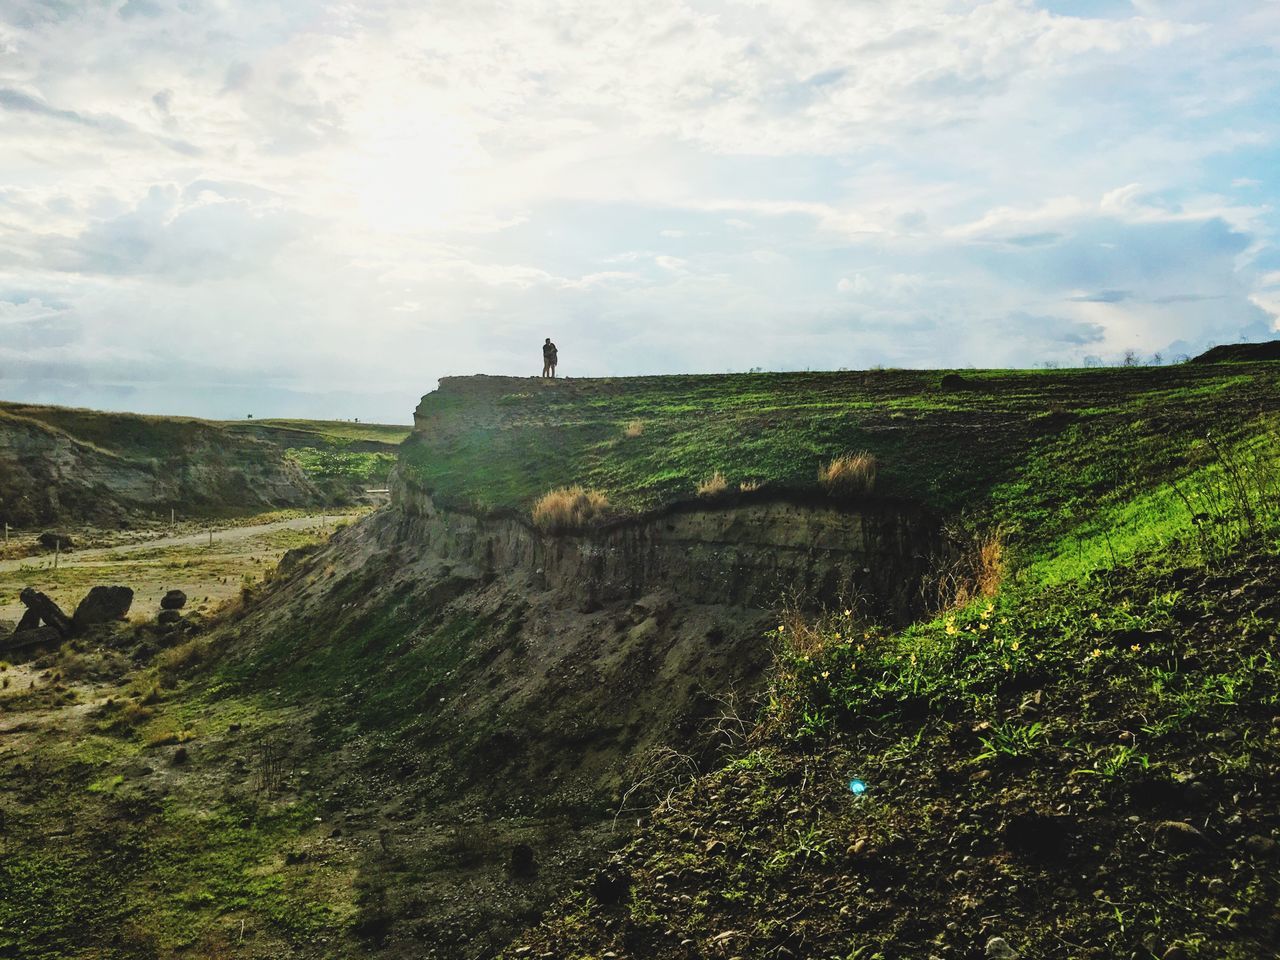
[392,474,941,624]
[0,409,323,526]
[210,386,950,957]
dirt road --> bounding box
[0,511,357,624]
[0,514,350,577]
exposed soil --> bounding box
[0,512,359,625]
[512,549,1280,960]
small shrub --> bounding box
[697,471,729,498]
[973,530,1005,598]
[58,652,90,681]
[623,419,645,438]
[819,452,877,497]
[532,486,609,531]
[157,638,209,684]
[145,727,191,747]
[101,701,152,732]
[932,526,1006,609]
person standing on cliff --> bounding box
[542,337,558,378]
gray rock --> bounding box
[19,588,73,636]
[160,589,187,610]
[157,609,183,625]
[1,624,64,653]
[1156,820,1208,851]
[72,586,134,629]
[37,531,74,551]
[1244,835,1277,858]
[985,936,1020,959]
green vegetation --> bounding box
[6,360,1280,960]
[398,367,1280,542]
[284,446,396,484]
[511,372,1280,960]
[233,418,411,445]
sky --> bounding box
[2,0,1279,423]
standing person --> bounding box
[542,337,558,378]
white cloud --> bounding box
[0,1,1277,417]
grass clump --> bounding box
[819,452,877,498]
[696,471,729,498]
[532,485,609,531]
[623,419,645,438]
[157,638,211,685]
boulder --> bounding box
[941,373,991,392]
[2,624,64,654]
[157,609,183,625]
[19,587,73,636]
[160,589,187,611]
[72,585,134,629]
[37,531,74,551]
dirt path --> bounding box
[0,514,350,576]
[0,511,360,624]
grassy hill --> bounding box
[2,360,1279,960]
[0,402,410,525]
[225,417,411,447]
[402,364,1279,555]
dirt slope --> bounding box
[0,403,324,526]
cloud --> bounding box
[46,183,304,281]
[222,61,253,93]
[999,312,1107,347]
[0,1,1278,418]
[0,86,128,130]
[1070,289,1132,302]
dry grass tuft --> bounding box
[157,638,210,684]
[118,701,154,727]
[697,471,729,498]
[144,726,194,748]
[973,530,1005,598]
[623,419,645,438]
[819,452,877,497]
[739,479,762,493]
[58,652,90,681]
[532,485,609,531]
[932,526,1007,610]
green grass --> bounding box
[399,366,1280,552]
[0,400,408,463]
[241,418,411,444]
[284,446,396,484]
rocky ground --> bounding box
[511,548,1280,960]
[0,511,361,628]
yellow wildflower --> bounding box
[1092,647,1102,658]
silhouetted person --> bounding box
[542,337,558,378]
